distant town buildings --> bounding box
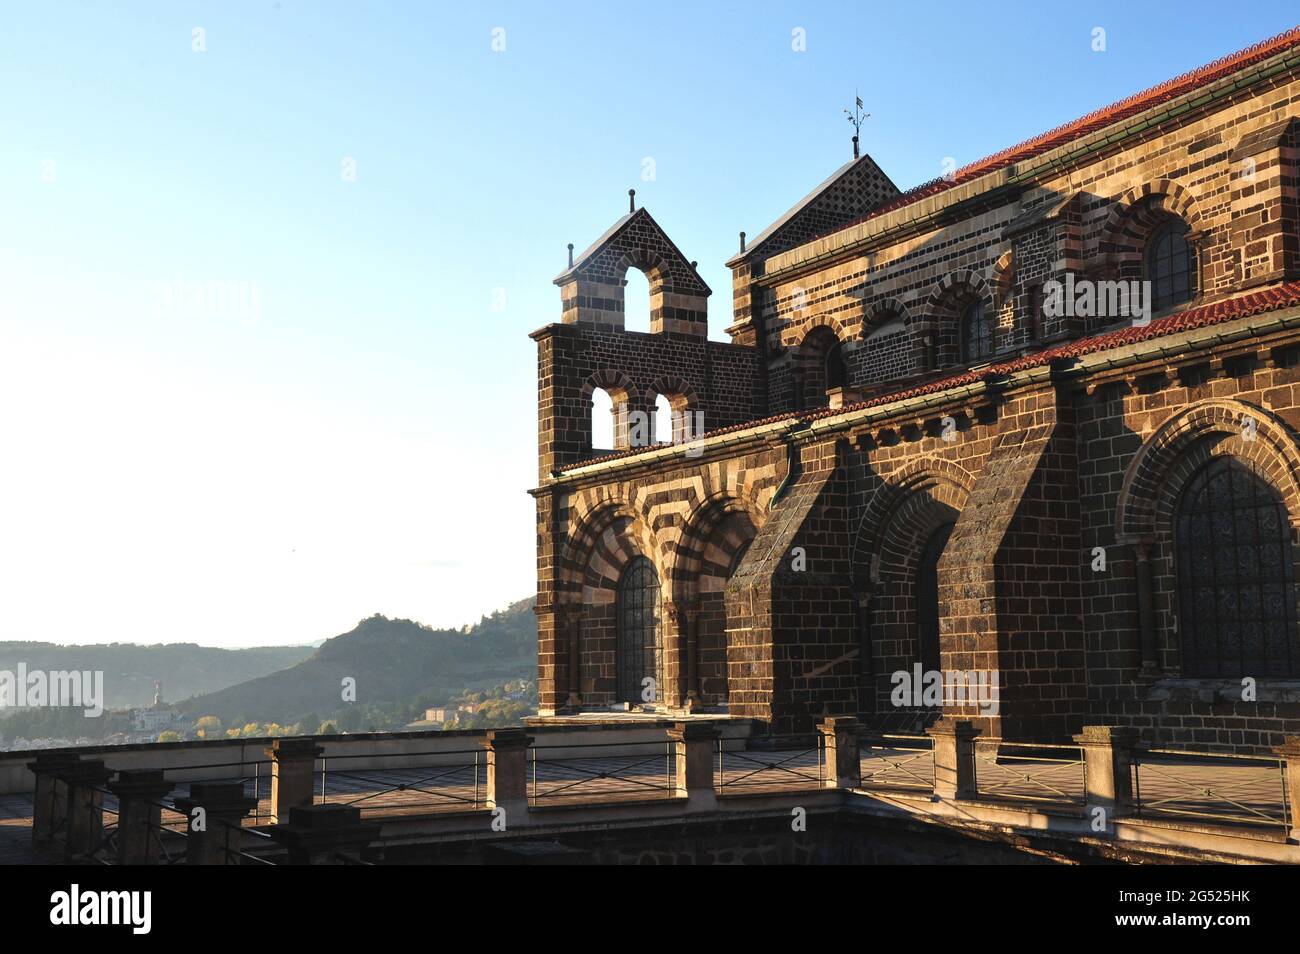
[131,680,181,734]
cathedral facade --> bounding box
[531,28,1300,751]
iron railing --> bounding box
[1132,748,1291,830]
[530,740,674,805]
[974,741,1087,807]
[124,798,190,865]
[317,747,486,816]
[222,820,276,865]
[858,734,935,792]
[86,793,119,866]
[154,756,274,822]
[716,739,824,794]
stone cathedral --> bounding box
[530,28,1300,752]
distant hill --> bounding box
[178,598,537,725]
[0,642,316,709]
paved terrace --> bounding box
[1,720,1297,864]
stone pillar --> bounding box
[668,722,718,811]
[485,728,532,826]
[27,753,80,844]
[1272,735,1300,843]
[666,602,701,710]
[265,804,381,865]
[1074,725,1139,820]
[174,782,258,865]
[664,603,685,709]
[106,770,174,865]
[927,718,979,800]
[561,605,582,710]
[684,606,702,709]
[266,738,323,824]
[59,759,113,860]
[1132,539,1159,676]
[818,716,861,789]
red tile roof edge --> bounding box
[788,27,1300,252]
[559,281,1300,473]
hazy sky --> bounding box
[1,1,1293,647]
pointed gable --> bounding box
[727,153,901,267]
[555,207,711,337]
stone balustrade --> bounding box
[12,721,1300,864]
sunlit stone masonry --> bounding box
[530,28,1300,750]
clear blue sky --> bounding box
[1,1,1294,647]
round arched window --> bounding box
[616,556,663,703]
[1145,219,1197,313]
[960,300,993,362]
[1175,458,1299,677]
[826,341,847,389]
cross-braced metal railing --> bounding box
[48,784,69,839]
[530,740,674,805]
[859,734,935,792]
[974,741,1087,806]
[716,739,824,794]
[87,793,120,866]
[1132,748,1290,829]
[143,798,188,865]
[318,748,485,815]
[161,757,272,822]
[221,819,276,865]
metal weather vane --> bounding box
[844,93,870,159]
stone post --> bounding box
[27,753,80,844]
[1074,725,1139,820]
[668,722,719,811]
[59,759,113,860]
[665,602,700,710]
[485,728,532,827]
[561,605,582,711]
[266,738,323,824]
[1272,735,1300,843]
[927,718,980,800]
[684,606,702,710]
[818,716,861,789]
[265,804,381,865]
[174,782,258,865]
[106,769,174,865]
